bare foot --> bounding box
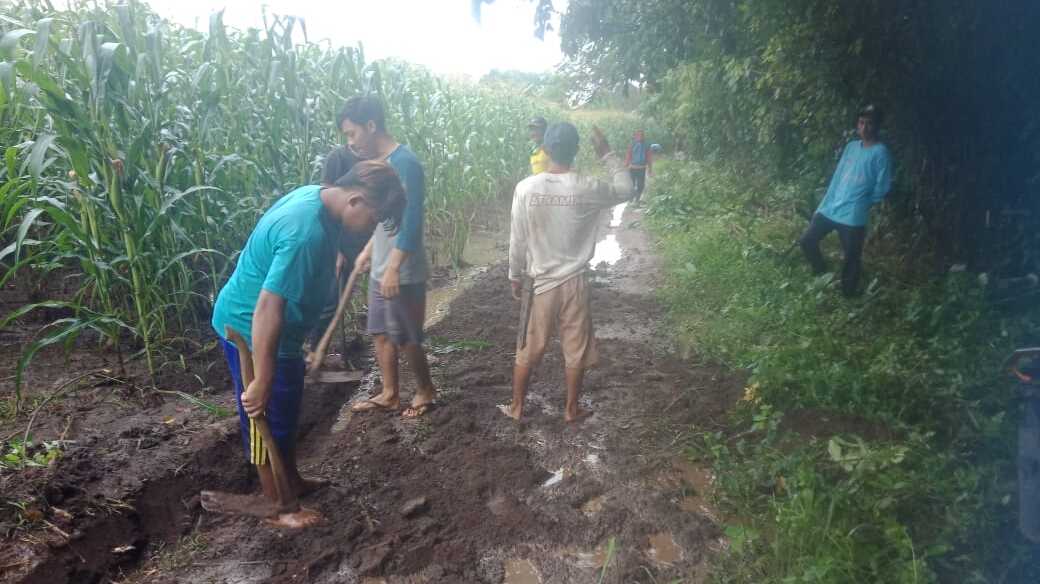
[200,491,279,518]
[351,394,400,413]
[402,391,437,418]
[402,403,436,419]
[293,476,329,498]
[564,408,593,424]
[497,403,522,421]
[264,506,324,529]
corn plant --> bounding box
[0,0,648,414]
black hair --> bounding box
[321,146,359,186]
[333,159,405,233]
[337,96,387,132]
[858,104,884,128]
[544,122,580,166]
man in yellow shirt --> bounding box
[528,116,549,175]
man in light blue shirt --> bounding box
[800,105,893,296]
[207,162,405,526]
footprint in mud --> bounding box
[503,558,542,584]
[647,532,683,565]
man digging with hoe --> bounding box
[201,161,406,528]
[501,123,634,423]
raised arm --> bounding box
[585,127,634,207]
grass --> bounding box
[645,160,1039,583]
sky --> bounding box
[141,0,565,79]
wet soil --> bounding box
[1,204,744,583]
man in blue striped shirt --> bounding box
[800,105,893,297]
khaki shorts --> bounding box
[516,273,598,369]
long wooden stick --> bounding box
[308,265,361,378]
[224,326,297,512]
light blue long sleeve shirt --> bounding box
[816,140,893,227]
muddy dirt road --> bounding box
[2,203,742,583]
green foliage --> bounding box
[0,0,574,407]
[558,0,699,88]
[479,69,571,106]
[561,0,1040,272]
[1,437,66,469]
[648,161,1038,583]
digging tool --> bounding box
[308,265,362,380]
[516,276,535,350]
[224,326,297,513]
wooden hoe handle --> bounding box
[308,265,361,378]
[224,326,298,511]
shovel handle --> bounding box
[1007,348,1040,383]
[224,326,297,509]
[308,265,361,378]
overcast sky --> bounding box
[138,0,564,79]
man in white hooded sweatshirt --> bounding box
[501,123,634,423]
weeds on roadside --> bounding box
[648,161,1039,583]
[0,437,67,469]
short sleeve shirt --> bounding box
[212,185,340,357]
[530,144,550,175]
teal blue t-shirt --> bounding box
[211,185,340,357]
[817,140,893,227]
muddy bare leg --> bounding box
[283,445,328,498]
[371,333,401,406]
[258,457,324,529]
[403,343,436,410]
[503,363,532,420]
[200,462,287,518]
[564,366,591,423]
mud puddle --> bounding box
[648,532,682,564]
[503,559,541,584]
[425,229,506,328]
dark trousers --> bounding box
[799,213,866,296]
[630,168,647,200]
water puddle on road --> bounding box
[647,532,682,564]
[542,467,567,488]
[589,203,628,268]
[590,234,622,267]
[609,202,628,228]
[425,229,505,328]
[503,559,542,584]
[675,459,718,516]
[564,544,611,569]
